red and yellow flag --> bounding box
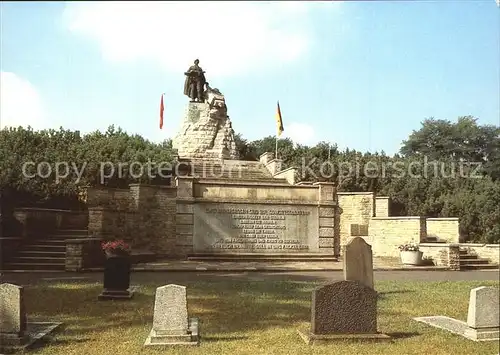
[275,101,284,136]
[159,94,164,129]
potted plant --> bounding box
[398,241,423,265]
[101,239,131,258]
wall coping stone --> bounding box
[459,243,500,248]
[65,238,102,244]
[195,181,317,189]
[90,186,126,192]
[128,184,177,190]
[371,216,423,220]
[194,178,289,185]
[14,207,84,214]
[192,198,333,206]
[274,166,296,175]
[375,196,390,200]
[427,217,459,221]
[337,192,374,196]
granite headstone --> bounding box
[467,286,499,329]
[0,283,27,336]
[144,284,199,346]
[311,280,377,334]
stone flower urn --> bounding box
[400,250,424,265]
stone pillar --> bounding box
[447,244,461,271]
[374,197,390,217]
[12,210,28,238]
[314,182,337,256]
[265,159,283,175]
[175,177,195,257]
[87,207,105,237]
[259,152,274,165]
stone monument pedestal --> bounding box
[144,318,200,346]
[98,256,134,300]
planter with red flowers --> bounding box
[98,239,134,300]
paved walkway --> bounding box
[129,257,446,272]
[1,270,499,286]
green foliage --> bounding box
[0,125,175,209]
[1,116,498,243]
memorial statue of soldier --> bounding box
[183,59,206,102]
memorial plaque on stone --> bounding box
[144,284,200,346]
[98,256,133,300]
[343,237,374,289]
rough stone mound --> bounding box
[173,88,238,160]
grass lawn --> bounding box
[21,278,500,355]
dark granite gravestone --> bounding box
[98,256,133,300]
[298,280,391,344]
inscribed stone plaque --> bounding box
[193,203,319,253]
[467,286,500,329]
[152,285,188,335]
[343,237,374,289]
[0,283,27,334]
[311,280,377,335]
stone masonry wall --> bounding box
[337,192,374,251]
[426,218,460,243]
[458,244,500,264]
[375,197,389,217]
[368,217,426,257]
[87,184,177,257]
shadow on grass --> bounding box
[378,289,414,299]
[23,279,315,346]
[202,336,249,342]
[385,332,421,339]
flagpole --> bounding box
[275,135,278,160]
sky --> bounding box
[1,1,499,155]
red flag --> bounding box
[159,94,164,129]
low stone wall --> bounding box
[12,208,88,238]
[65,238,105,271]
[418,243,460,269]
[458,243,500,264]
[426,218,460,243]
[273,167,297,185]
[337,192,374,248]
[87,184,177,257]
[368,216,426,258]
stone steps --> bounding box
[0,229,90,271]
[460,263,499,270]
[2,262,65,271]
[457,248,498,270]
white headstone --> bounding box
[467,286,500,329]
[0,283,27,335]
[152,284,188,335]
[343,237,374,289]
